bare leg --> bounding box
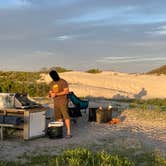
[64,119,71,136]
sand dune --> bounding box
[39,71,166,99]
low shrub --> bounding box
[128,98,166,111]
[86,69,102,74]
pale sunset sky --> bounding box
[0,0,166,72]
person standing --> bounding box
[48,70,71,138]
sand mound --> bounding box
[38,71,166,99]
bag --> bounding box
[88,107,97,122]
[96,108,105,123]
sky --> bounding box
[0,0,166,73]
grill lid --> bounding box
[0,93,42,109]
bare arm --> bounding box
[49,88,69,98]
[56,88,69,96]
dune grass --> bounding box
[147,65,166,75]
[128,99,166,112]
[85,97,166,112]
[0,147,165,166]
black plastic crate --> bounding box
[0,116,5,123]
[4,116,24,125]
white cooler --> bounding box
[47,121,64,139]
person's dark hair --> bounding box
[49,70,60,81]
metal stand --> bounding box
[0,126,3,140]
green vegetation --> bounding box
[0,67,71,96]
[40,66,72,73]
[0,148,133,166]
[89,97,166,111]
[86,68,102,74]
[0,148,165,166]
[110,148,166,166]
[108,98,166,111]
[147,65,166,75]
[128,98,166,111]
[0,71,49,97]
[52,66,72,73]
[0,71,40,82]
[127,108,166,121]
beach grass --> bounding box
[0,147,165,166]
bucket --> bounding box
[47,121,64,139]
[105,106,112,122]
[96,106,112,123]
[96,108,105,123]
[88,108,97,122]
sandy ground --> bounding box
[39,71,166,99]
[0,100,165,161]
[0,71,166,161]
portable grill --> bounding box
[0,93,47,140]
[0,93,42,109]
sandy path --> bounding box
[0,101,165,161]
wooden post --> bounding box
[23,111,30,140]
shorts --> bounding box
[54,103,70,120]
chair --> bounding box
[67,92,89,123]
